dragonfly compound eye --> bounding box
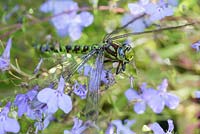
[125,48,134,62]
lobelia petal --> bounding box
[105,123,115,134]
[149,122,165,134]
[57,76,65,92]
[4,117,20,133]
[68,24,82,41]
[56,27,69,37]
[83,65,92,76]
[130,19,146,32]
[157,79,168,92]
[47,94,58,114]
[72,117,83,130]
[194,91,200,98]
[0,122,5,134]
[144,3,157,15]
[51,14,70,30]
[79,12,94,27]
[167,119,174,132]
[2,38,12,59]
[140,0,149,5]
[134,101,146,114]
[64,130,71,134]
[58,94,72,114]
[0,58,9,71]
[112,120,135,134]
[40,0,54,13]
[17,101,28,117]
[168,0,179,6]
[125,88,140,101]
[164,93,179,109]
[37,88,55,103]
[148,95,165,113]
[191,41,200,52]
[128,3,145,15]
[125,119,136,128]
[142,88,157,101]
[43,114,53,129]
[163,6,174,17]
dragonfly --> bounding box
[37,15,195,121]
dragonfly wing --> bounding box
[62,49,97,81]
[85,49,104,121]
[37,49,97,88]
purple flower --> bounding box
[14,86,39,117]
[34,114,54,133]
[105,123,115,134]
[111,119,136,134]
[26,100,48,120]
[148,79,179,113]
[0,102,20,133]
[37,76,72,114]
[73,81,87,99]
[149,119,174,134]
[195,91,200,98]
[40,0,93,41]
[0,38,12,71]
[121,14,150,32]
[121,0,151,33]
[191,41,200,52]
[64,117,92,134]
[125,79,179,114]
[145,0,174,21]
[125,83,156,114]
[101,70,115,86]
[34,58,43,74]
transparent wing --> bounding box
[84,49,104,121]
[35,49,97,88]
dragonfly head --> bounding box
[118,43,134,62]
[125,47,134,62]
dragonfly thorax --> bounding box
[103,41,134,74]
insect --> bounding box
[36,16,194,121]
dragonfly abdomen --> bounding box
[65,45,99,53]
[37,44,99,54]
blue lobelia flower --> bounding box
[125,83,156,114]
[73,81,87,99]
[111,119,136,134]
[144,0,175,21]
[191,41,200,52]
[64,117,93,134]
[37,76,72,114]
[14,86,39,117]
[149,119,174,134]
[0,38,12,71]
[147,79,179,113]
[40,0,94,41]
[121,0,151,33]
[34,114,54,133]
[0,102,20,134]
